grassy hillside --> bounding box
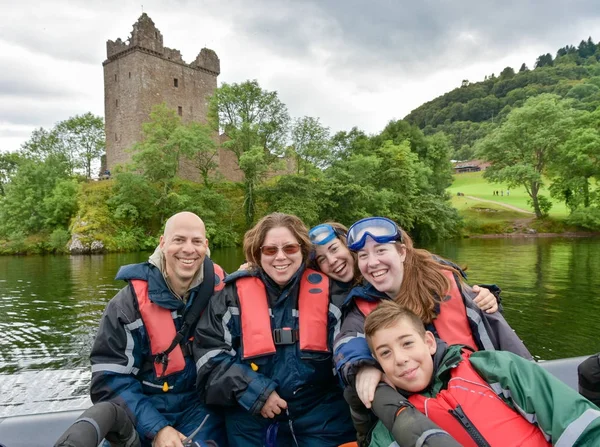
[448,171,573,235]
[448,171,568,216]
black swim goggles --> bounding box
[346,217,402,251]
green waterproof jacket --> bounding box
[370,345,600,447]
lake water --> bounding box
[1,238,599,416]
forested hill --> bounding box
[404,37,600,160]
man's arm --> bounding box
[470,350,600,446]
[90,288,169,440]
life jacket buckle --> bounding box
[154,352,169,377]
[273,328,298,345]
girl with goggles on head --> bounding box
[309,222,357,285]
[194,213,355,447]
[335,216,533,447]
[310,219,501,446]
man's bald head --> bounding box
[159,211,209,296]
[163,212,206,240]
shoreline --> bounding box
[467,231,600,239]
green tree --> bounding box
[209,80,290,227]
[0,152,20,196]
[239,146,269,227]
[175,122,218,187]
[43,179,80,228]
[0,153,71,235]
[130,104,182,183]
[477,94,575,217]
[290,116,331,174]
[262,173,331,226]
[55,113,105,179]
[549,109,600,210]
[500,66,515,79]
[129,104,213,220]
[535,53,554,68]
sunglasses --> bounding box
[260,243,302,256]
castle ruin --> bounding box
[103,14,243,181]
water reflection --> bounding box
[1,237,599,376]
[429,237,600,360]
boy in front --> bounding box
[364,300,600,447]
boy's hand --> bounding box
[356,365,383,409]
[472,285,497,313]
[260,390,288,418]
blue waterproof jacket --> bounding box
[193,266,348,415]
[90,259,224,442]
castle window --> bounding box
[178,106,183,116]
[115,133,118,141]
[129,72,131,78]
[115,99,119,107]
[174,78,178,88]
[114,74,117,82]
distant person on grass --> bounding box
[365,300,600,447]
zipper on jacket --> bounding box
[448,405,491,447]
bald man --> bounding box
[90,212,227,447]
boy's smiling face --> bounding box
[371,317,437,393]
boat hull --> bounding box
[0,356,590,447]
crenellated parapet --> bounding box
[104,13,219,75]
[192,48,221,75]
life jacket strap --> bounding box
[273,328,299,345]
[180,342,194,357]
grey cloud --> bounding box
[0,76,75,100]
[233,0,600,76]
[0,101,85,127]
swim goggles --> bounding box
[309,224,346,246]
[346,217,402,251]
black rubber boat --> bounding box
[0,356,590,447]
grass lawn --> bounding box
[448,171,569,218]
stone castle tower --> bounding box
[103,14,239,180]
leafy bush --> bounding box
[49,228,71,253]
[566,208,600,230]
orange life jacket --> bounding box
[355,269,478,350]
[133,263,225,377]
[236,269,330,359]
[409,350,551,447]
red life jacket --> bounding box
[408,350,551,447]
[133,263,225,377]
[435,269,478,350]
[355,269,478,350]
[236,269,330,359]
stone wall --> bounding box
[103,13,294,184]
[104,14,221,179]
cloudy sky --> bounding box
[1,0,600,153]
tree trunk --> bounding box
[530,182,542,218]
[244,180,255,229]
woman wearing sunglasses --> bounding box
[334,217,533,447]
[194,213,355,446]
